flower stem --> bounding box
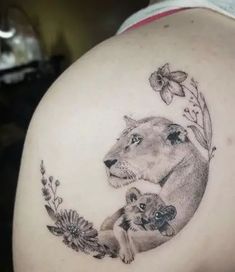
[47,201,53,210]
[40,161,63,212]
[50,183,57,212]
[182,84,204,129]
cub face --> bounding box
[104,116,189,188]
[121,187,176,233]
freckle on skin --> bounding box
[163,24,170,28]
[227,137,233,146]
[191,20,194,23]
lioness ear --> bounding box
[123,115,138,128]
[166,124,188,145]
[126,187,141,204]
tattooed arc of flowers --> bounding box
[40,161,103,254]
[40,63,216,260]
[149,63,216,161]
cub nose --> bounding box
[104,159,117,168]
[141,218,149,225]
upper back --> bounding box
[13,9,235,272]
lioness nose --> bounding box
[104,159,117,168]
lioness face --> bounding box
[104,116,189,188]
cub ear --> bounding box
[123,115,138,128]
[126,187,141,204]
[162,205,177,221]
[166,124,188,145]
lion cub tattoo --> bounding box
[98,187,176,263]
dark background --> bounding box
[0,1,149,271]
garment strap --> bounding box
[117,0,235,34]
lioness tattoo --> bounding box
[41,64,215,263]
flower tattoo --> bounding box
[47,210,100,253]
[40,63,216,264]
[149,63,216,161]
[40,161,104,255]
[149,63,187,105]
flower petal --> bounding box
[168,80,185,96]
[169,71,187,83]
[149,71,164,92]
[160,87,173,105]
[66,234,73,242]
[160,63,170,76]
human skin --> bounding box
[13,9,235,272]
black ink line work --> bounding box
[41,161,62,213]
[40,161,177,263]
[41,63,215,264]
[149,63,216,161]
[41,161,102,254]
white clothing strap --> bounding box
[118,0,235,34]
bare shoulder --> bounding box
[14,9,235,272]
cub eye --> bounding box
[155,212,161,218]
[130,134,143,145]
[139,203,146,211]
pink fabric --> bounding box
[123,8,189,33]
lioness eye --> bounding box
[139,203,146,210]
[131,134,143,145]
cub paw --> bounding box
[161,225,175,237]
[119,248,135,264]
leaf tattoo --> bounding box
[188,125,208,150]
[200,93,212,149]
[47,226,64,236]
